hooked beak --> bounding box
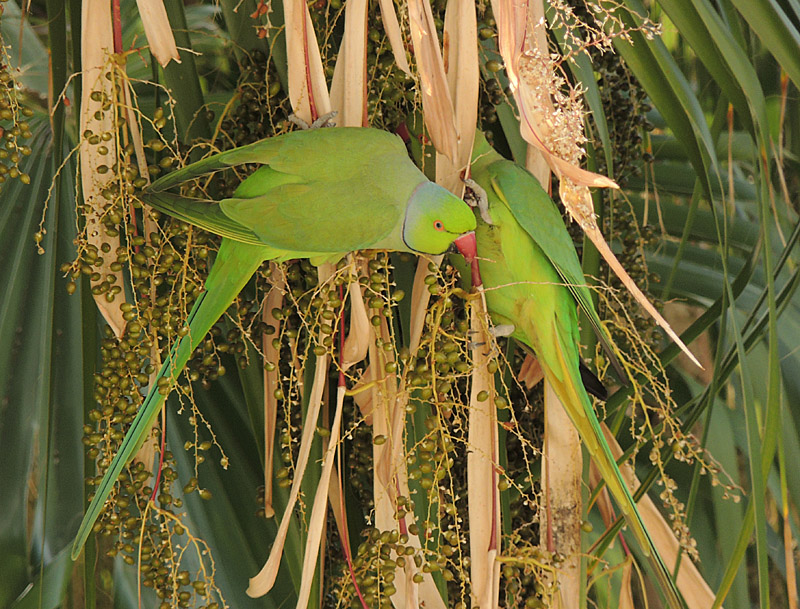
[453,231,483,288]
[453,231,477,263]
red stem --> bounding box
[338,283,345,388]
[112,0,123,55]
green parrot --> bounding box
[456,134,683,608]
[71,127,478,560]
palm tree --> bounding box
[1,0,798,608]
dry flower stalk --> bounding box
[132,212,162,471]
[408,255,443,352]
[467,303,501,609]
[619,559,637,609]
[518,352,544,387]
[246,348,330,597]
[292,383,347,609]
[390,399,448,609]
[367,306,445,609]
[342,271,371,369]
[262,263,286,518]
[541,380,582,609]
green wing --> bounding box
[149,127,415,192]
[220,180,401,253]
[477,158,627,382]
[146,127,427,253]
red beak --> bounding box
[453,231,482,288]
[454,231,477,262]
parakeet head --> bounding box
[403,182,477,254]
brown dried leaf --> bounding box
[518,0,551,188]
[525,145,551,196]
[291,385,347,609]
[327,454,347,552]
[133,209,163,472]
[389,390,447,609]
[435,0,479,193]
[365,314,444,609]
[119,80,149,182]
[408,255,442,351]
[547,153,619,189]
[247,268,334,598]
[784,505,799,609]
[135,0,180,67]
[81,0,127,338]
[284,0,331,123]
[407,0,458,160]
[246,352,329,597]
[619,559,636,609]
[342,268,371,369]
[572,208,702,368]
[350,363,374,423]
[488,0,527,90]
[663,303,714,383]
[377,0,411,75]
[329,0,368,127]
[372,340,396,546]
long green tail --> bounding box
[71,240,268,559]
[547,333,684,609]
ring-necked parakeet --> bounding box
[456,134,682,608]
[71,127,477,560]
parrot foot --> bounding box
[490,324,515,338]
[463,177,493,225]
[288,111,339,130]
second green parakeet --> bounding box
[71,126,477,560]
[456,134,683,608]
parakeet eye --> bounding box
[433,220,444,231]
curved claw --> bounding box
[288,111,339,130]
[463,177,493,225]
[311,111,339,129]
[490,324,515,338]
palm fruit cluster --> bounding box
[71,44,297,605]
[72,89,226,603]
[69,0,678,606]
[0,58,34,189]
